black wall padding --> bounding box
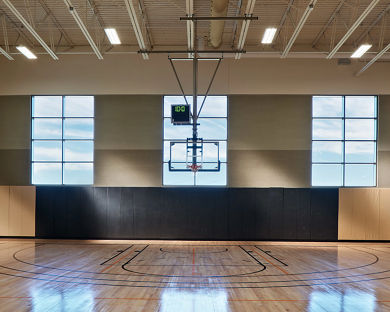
[35,187,339,240]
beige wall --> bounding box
[228,95,312,187]
[94,95,162,186]
[1,93,390,188]
[378,96,390,187]
[0,96,30,185]
[1,55,390,95]
[0,186,35,236]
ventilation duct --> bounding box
[209,0,229,48]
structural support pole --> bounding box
[192,20,198,166]
[2,0,58,60]
[235,0,256,59]
[0,46,13,60]
[327,0,381,59]
[281,0,317,58]
[356,43,390,76]
[124,0,149,60]
[186,0,194,58]
[63,0,103,59]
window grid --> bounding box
[312,96,377,187]
[31,96,94,185]
[163,95,228,186]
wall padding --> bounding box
[0,186,35,236]
[36,187,339,240]
[338,188,390,240]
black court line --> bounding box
[121,246,266,278]
[9,244,381,278]
[1,269,390,289]
[100,245,134,265]
[121,245,149,268]
[2,260,390,286]
[239,246,266,269]
[255,246,288,267]
[160,248,228,254]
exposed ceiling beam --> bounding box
[312,0,346,47]
[37,0,74,48]
[124,0,149,60]
[63,0,103,59]
[354,3,390,45]
[0,46,13,60]
[186,0,194,57]
[273,0,294,47]
[2,0,58,60]
[356,43,390,76]
[281,0,317,58]
[327,0,381,59]
[235,0,256,60]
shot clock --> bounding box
[171,104,190,125]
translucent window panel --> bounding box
[312,96,343,117]
[64,141,94,161]
[163,163,194,185]
[345,96,377,118]
[196,163,227,186]
[32,141,62,161]
[312,141,343,163]
[345,119,376,140]
[198,119,227,140]
[64,96,94,117]
[164,119,193,139]
[345,141,376,163]
[197,96,227,117]
[32,96,62,117]
[312,164,343,186]
[345,164,376,186]
[63,163,93,185]
[32,163,62,184]
[169,141,188,163]
[64,118,94,139]
[32,118,62,139]
[312,119,343,140]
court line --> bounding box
[10,244,379,278]
[100,245,133,266]
[255,246,288,266]
[1,295,390,303]
[100,246,136,273]
[239,246,267,270]
[252,247,289,275]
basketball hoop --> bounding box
[187,164,202,172]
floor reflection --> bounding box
[160,288,229,312]
[309,289,376,312]
[31,287,94,312]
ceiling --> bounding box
[0,0,390,61]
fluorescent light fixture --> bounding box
[351,44,372,58]
[16,46,37,59]
[104,28,121,45]
[262,27,277,44]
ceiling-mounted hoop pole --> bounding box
[168,57,189,106]
[192,19,198,167]
[198,58,222,117]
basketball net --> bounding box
[187,164,202,172]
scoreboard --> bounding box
[171,105,190,125]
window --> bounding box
[163,96,227,186]
[312,96,377,187]
[32,96,94,185]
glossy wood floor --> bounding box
[0,239,390,311]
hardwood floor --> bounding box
[0,239,389,311]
